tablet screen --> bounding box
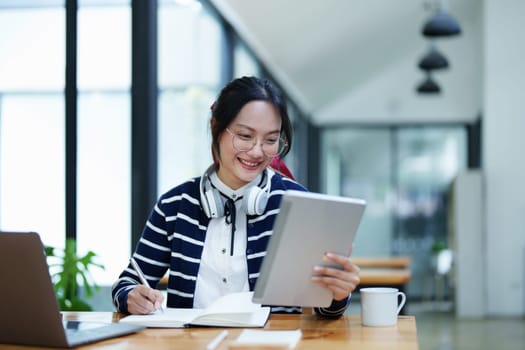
[253,190,366,307]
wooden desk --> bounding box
[0,312,418,350]
[1,312,419,350]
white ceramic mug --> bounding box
[360,287,406,327]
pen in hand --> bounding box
[130,257,164,313]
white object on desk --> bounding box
[360,287,406,327]
[232,329,302,348]
[207,330,228,350]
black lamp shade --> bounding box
[417,74,441,94]
[422,11,461,37]
[418,47,449,71]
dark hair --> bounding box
[210,76,292,163]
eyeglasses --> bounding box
[225,128,288,157]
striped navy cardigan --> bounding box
[112,170,349,317]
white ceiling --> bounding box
[210,0,483,126]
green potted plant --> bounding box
[431,240,446,254]
[430,240,447,272]
[45,238,105,311]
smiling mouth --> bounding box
[239,158,261,168]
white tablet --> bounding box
[252,190,366,307]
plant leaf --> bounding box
[45,239,105,311]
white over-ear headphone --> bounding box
[199,165,271,218]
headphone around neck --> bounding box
[199,165,271,218]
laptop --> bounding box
[0,231,144,348]
[253,190,366,307]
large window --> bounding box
[76,4,131,285]
[0,3,132,286]
[234,41,260,78]
[157,1,222,193]
[0,0,299,298]
[0,7,65,249]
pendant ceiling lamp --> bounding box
[417,73,441,94]
[415,1,461,95]
[422,0,461,37]
[418,46,449,71]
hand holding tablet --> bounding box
[311,251,361,301]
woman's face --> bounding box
[216,100,282,190]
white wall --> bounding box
[453,171,484,318]
[484,0,525,316]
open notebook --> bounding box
[0,231,144,348]
[120,292,270,328]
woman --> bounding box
[112,76,360,317]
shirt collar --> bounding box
[209,171,263,201]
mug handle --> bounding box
[396,292,407,315]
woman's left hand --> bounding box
[311,252,361,301]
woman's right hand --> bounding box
[127,285,164,314]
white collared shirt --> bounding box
[193,172,263,308]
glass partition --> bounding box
[321,126,467,298]
[321,128,394,256]
[393,127,466,298]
